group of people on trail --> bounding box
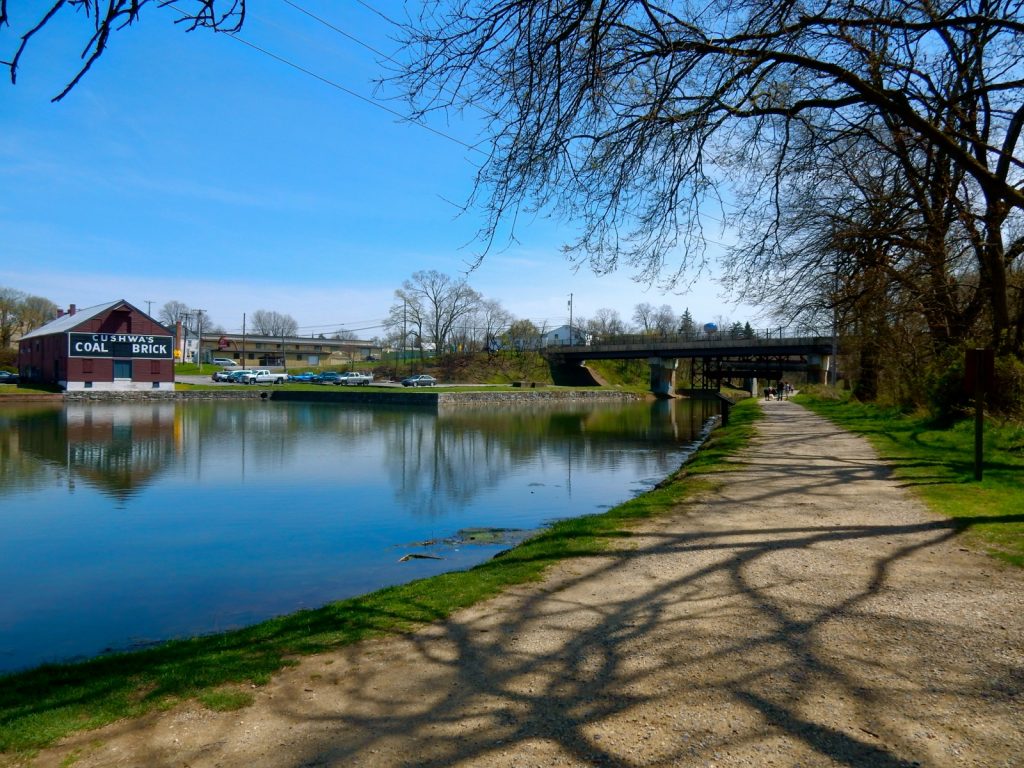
[764,381,793,401]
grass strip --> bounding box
[0,399,762,757]
[795,390,1024,567]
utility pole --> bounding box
[568,293,574,345]
[195,309,205,372]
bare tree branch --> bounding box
[4,0,244,101]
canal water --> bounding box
[0,397,718,674]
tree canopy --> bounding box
[400,0,1024,357]
[0,287,57,345]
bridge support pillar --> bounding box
[806,355,832,384]
[746,377,758,396]
[647,357,678,397]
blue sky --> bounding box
[1,1,755,338]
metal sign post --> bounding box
[964,348,995,481]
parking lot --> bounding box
[174,374,424,388]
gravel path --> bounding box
[26,399,1023,767]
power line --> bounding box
[224,32,482,154]
[279,0,397,64]
[157,1,483,155]
[277,0,741,234]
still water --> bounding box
[0,397,717,674]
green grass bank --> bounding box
[795,388,1024,567]
[0,399,760,757]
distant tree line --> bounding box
[0,287,57,362]
[382,270,742,358]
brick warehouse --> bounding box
[19,300,175,392]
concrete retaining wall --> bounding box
[56,388,647,406]
[63,389,266,402]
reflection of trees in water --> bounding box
[9,403,178,501]
[0,406,67,496]
[190,402,416,471]
[2,399,718,510]
[385,399,718,518]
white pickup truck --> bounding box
[240,369,288,385]
[337,371,374,386]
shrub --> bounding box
[926,348,1024,421]
[990,355,1024,418]
[925,348,970,422]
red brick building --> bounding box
[19,300,175,392]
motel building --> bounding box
[18,300,175,392]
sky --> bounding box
[0,0,757,339]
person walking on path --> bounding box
[32,399,1024,768]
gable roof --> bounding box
[19,300,165,340]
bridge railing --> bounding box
[546,327,834,351]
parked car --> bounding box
[224,369,255,383]
[211,369,233,382]
[289,371,318,383]
[315,371,343,385]
[0,371,19,384]
[401,374,437,387]
[211,358,238,367]
[240,369,288,385]
[336,371,374,386]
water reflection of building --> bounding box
[18,404,177,500]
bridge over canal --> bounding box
[545,333,836,396]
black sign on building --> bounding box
[68,333,174,359]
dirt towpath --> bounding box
[28,399,1023,767]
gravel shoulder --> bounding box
[25,399,1023,767]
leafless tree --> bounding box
[2,1,245,101]
[386,292,425,355]
[157,301,216,337]
[158,300,190,328]
[722,113,1008,395]
[400,0,1024,353]
[651,305,677,336]
[586,307,626,339]
[631,303,655,333]
[251,309,297,337]
[391,270,482,353]
[473,298,513,350]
